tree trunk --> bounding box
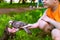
[22,0,25,4]
[32,0,35,3]
[10,0,12,4]
[18,0,21,3]
[0,0,3,3]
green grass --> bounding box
[0,9,52,40]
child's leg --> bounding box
[38,20,54,33]
[51,29,60,40]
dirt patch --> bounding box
[0,7,36,14]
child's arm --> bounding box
[24,10,47,29]
[48,19,60,29]
[43,15,60,29]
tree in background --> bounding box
[18,0,21,3]
[10,0,13,4]
[30,0,35,7]
[30,0,35,3]
[22,0,27,4]
[32,0,35,3]
[0,0,4,3]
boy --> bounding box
[25,0,60,40]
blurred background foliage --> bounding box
[0,2,43,8]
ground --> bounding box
[0,7,43,14]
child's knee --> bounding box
[38,20,53,33]
[51,29,60,35]
[38,20,48,29]
[51,29,60,40]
